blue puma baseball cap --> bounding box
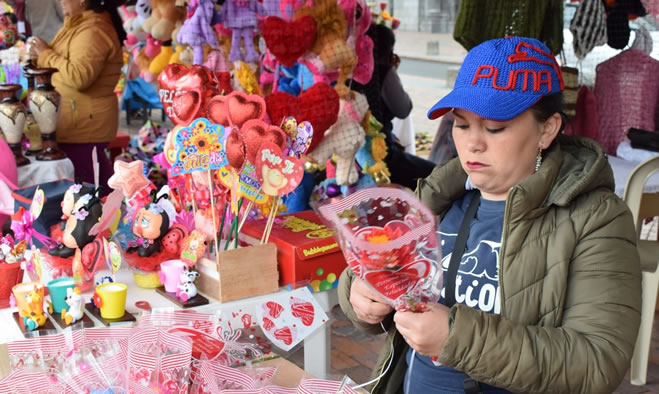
[427,36,564,121]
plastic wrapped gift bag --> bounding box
[317,187,442,311]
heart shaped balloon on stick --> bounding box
[315,187,442,312]
[159,64,218,126]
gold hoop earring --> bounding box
[534,148,543,172]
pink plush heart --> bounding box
[242,120,286,164]
[363,259,430,301]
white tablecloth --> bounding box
[17,155,74,188]
[608,155,659,197]
[0,267,338,376]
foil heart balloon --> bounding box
[158,64,218,126]
[281,116,313,157]
[255,142,304,196]
[363,259,431,302]
[206,91,266,128]
[242,120,287,164]
[225,127,247,170]
[265,83,339,153]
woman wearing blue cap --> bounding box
[339,36,641,393]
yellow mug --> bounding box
[12,282,44,318]
[94,282,128,319]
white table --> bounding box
[17,155,74,188]
[0,267,338,376]
[608,155,659,197]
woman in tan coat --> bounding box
[28,0,125,190]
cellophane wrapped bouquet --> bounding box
[317,187,442,312]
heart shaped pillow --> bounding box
[262,16,317,67]
[265,83,339,153]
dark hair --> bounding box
[530,93,566,133]
[367,24,396,65]
[88,0,127,45]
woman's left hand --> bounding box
[28,37,50,61]
[394,303,451,357]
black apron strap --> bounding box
[444,192,481,308]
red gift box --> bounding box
[239,210,346,292]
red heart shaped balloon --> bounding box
[158,64,217,126]
[206,95,229,126]
[207,91,266,129]
[255,142,304,196]
[242,119,286,164]
[227,91,266,128]
[363,259,430,301]
[262,16,317,67]
[225,127,246,170]
[265,83,339,153]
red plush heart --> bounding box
[262,16,317,68]
[158,64,217,126]
[273,326,293,345]
[206,96,229,126]
[266,301,284,318]
[290,300,315,326]
[265,83,339,153]
[255,142,304,196]
[363,259,430,301]
[242,120,286,164]
[225,127,246,170]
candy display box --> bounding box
[239,210,347,292]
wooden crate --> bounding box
[197,243,279,303]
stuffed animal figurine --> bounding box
[178,0,219,65]
[131,194,176,257]
[142,0,186,42]
[217,0,264,63]
[308,91,369,185]
[23,287,52,331]
[61,287,85,325]
[50,190,103,258]
[296,0,357,99]
[176,267,200,302]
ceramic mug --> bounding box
[94,282,128,319]
[47,277,76,313]
[158,259,186,293]
[12,282,44,318]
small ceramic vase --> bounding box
[22,64,42,155]
[0,84,28,167]
[28,67,65,161]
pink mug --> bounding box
[158,259,186,293]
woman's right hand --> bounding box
[349,278,394,324]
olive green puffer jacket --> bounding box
[338,135,642,393]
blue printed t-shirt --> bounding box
[404,191,511,393]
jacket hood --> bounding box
[418,135,615,219]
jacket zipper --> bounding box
[498,188,516,317]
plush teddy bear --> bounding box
[142,0,186,43]
[308,91,369,185]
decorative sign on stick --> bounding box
[172,118,228,176]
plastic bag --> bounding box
[316,186,442,311]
